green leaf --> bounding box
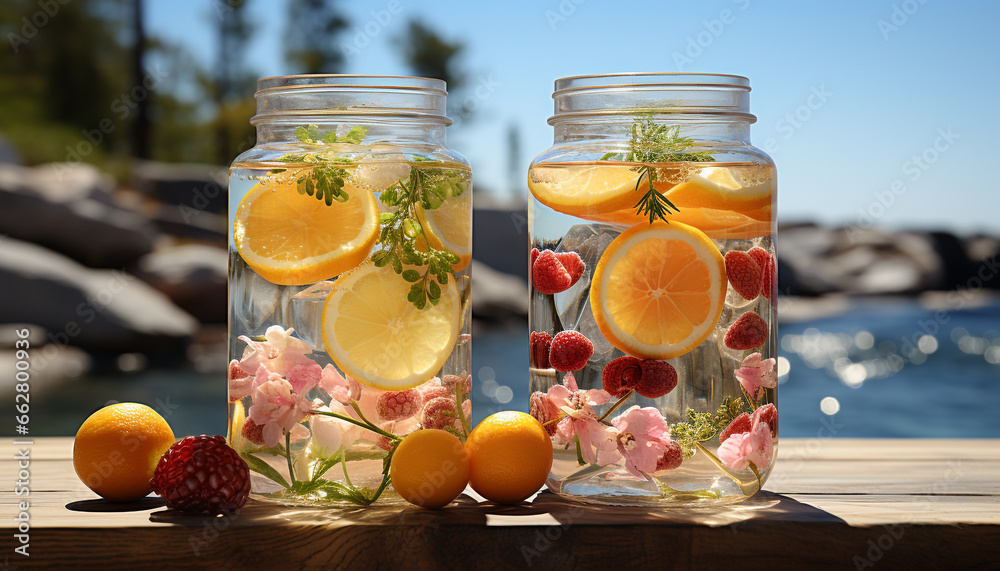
[241,452,290,489]
[428,280,441,299]
[309,451,344,481]
[390,253,403,274]
[401,270,421,282]
[374,252,392,267]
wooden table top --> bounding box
[2,437,998,570]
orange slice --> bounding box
[659,166,772,213]
[587,204,772,240]
[322,262,461,390]
[415,189,472,272]
[234,170,379,285]
[528,165,659,216]
[590,221,726,359]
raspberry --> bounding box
[748,247,776,303]
[528,391,560,436]
[151,435,251,514]
[420,396,460,430]
[377,434,396,451]
[441,374,472,395]
[719,412,752,443]
[724,311,768,350]
[376,389,422,421]
[751,403,778,437]
[548,330,594,372]
[228,360,251,403]
[530,331,553,369]
[420,386,451,402]
[532,249,584,295]
[725,250,762,300]
[241,418,265,446]
[635,360,678,399]
[555,252,585,285]
[655,440,684,471]
[530,247,539,269]
[601,356,643,397]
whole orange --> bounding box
[390,429,470,509]
[73,403,175,502]
[465,411,553,504]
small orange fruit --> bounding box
[73,403,175,502]
[465,411,553,504]
[390,429,470,509]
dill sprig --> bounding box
[669,396,746,457]
[601,117,715,224]
[374,167,469,310]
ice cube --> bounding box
[552,223,621,331]
[353,152,411,193]
[232,263,281,331]
[289,281,336,349]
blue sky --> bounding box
[150,0,1000,233]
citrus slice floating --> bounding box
[659,166,772,213]
[590,221,726,360]
[529,165,660,216]
[415,189,472,272]
[586,205,772,240]
[322,262,461,390]
[234,170,379,285]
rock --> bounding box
[471,260,528,323]
[133,160,228,215]
[135,245,228,323]
[0,163,158,267]
[0,239,197,356]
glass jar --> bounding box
[227,75,472,507]
[527,73,776,506]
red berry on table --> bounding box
[635,360,678,399]
[529,331,553,369]
[548,330,594,372]
[725,250,762,300]
[152,435,251,514]
[748,247,777,303]
[601,356,643,397]
[751,402,778,437]
[531,249,585,295]
[719,412,753,443]
[724,311,768,350]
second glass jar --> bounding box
[527,73,777,506]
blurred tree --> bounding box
[394,20,466,92]
[285,0,349,74]
[130,0,150,159]
[213,0,257,165]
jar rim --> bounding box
[256,74,448,95]
[549,72,754,124]
[553,72,750,94]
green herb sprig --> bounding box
[374,167,469,309]
[669,396,746,457]
[271,124,369,204]
[600,117,715,224]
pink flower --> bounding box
[717,418,774,471]
[248,365,313,447]
[610,406,674,479]
[318,365,361,404]
[735,352,776,400]
[286,362,322,394]
[237,325,315,378]
[539,373,619,465]
[310,399,362,457]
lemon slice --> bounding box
[321,262,461,390]
[528,165,648,216]
[590,221,726,359]
[415,189,472,272]
[234,170,380,285]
